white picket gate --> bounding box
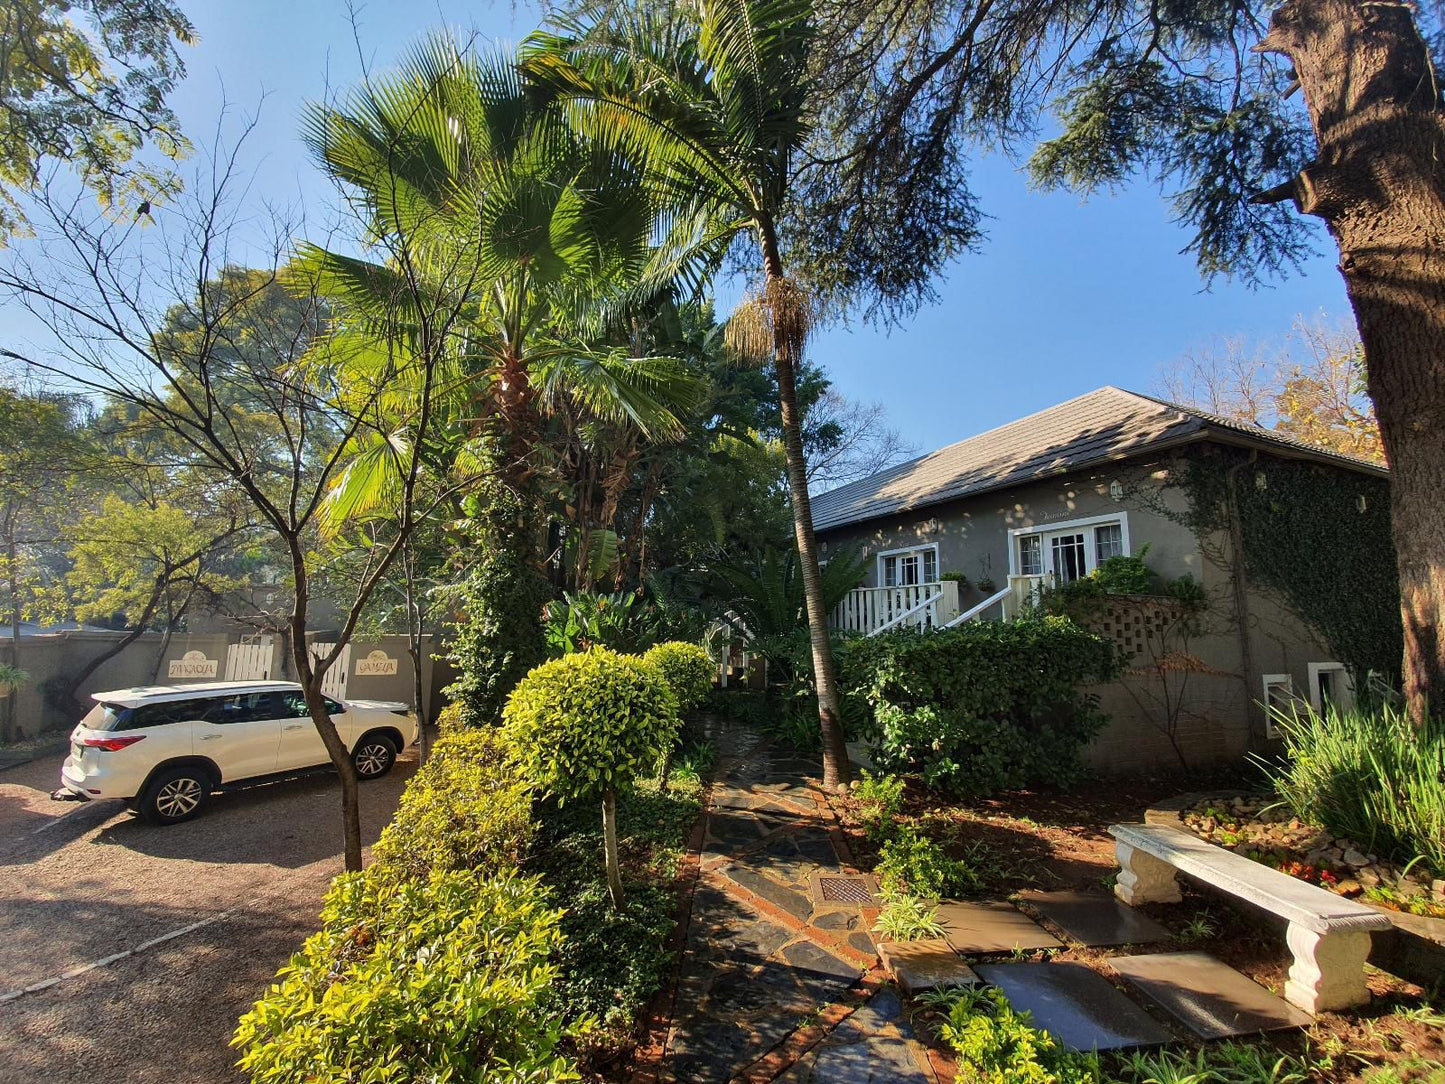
[308,642,351,701]
[225,637,275,681]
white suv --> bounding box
[58,680,419,824]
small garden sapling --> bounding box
[504,648,679,908]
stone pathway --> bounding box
[648,726,937,1084]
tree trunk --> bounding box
[1258,0,1445,721]
[602,786,624,908]
[6,525,20,744]
[289,583,362,871]
[758,221,850,789]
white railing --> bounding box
[831,580,959,637]
[943,585,1013,627]
[1004,573,1054,618]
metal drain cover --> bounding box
[819,876,873,903]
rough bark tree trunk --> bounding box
[759,221,850,789]
[1257,0,1445,721]
[289,565,362,872]
[602,786,624,908]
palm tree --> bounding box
[523,0,853,786]
[299,33,706,723]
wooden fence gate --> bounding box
[308,642,351,701]
[225,637,274,681]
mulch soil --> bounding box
[830,769,1445,1083]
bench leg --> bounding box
[1113,842,1181,906]
[1284,925,1373,1014]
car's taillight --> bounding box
[82,735,146,752]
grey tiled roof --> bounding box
[811,386,1386,533]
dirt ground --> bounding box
[0,747,416,1084]
[834,770,1445,1082]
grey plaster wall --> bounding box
[816,446,1349,773]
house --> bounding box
[810,386,1393,772]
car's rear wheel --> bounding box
[352,735,397,780]
[140,765,211,825]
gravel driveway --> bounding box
[0,746,417,1084]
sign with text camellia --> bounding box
[169,649,219,679]
[354,649,399,676]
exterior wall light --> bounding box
[1255,470,1268,491]
[1357,494,1368,513]
[1109,480,1124,502]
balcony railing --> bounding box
[831,580,959,637]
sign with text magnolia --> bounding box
[355,649,399,676]
[169,650,219,679]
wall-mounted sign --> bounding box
[355,649,399,676]
[169,649,218,679]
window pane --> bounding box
[923,549,937,583]
[1019,535,1042,576]
[1051,533,1086,582]
[1095,523,1124,564]
[882,556,897,587]
[899,553,920,586]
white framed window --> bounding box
[1262,673,1297,739]
[1019,535,1043,576]
[1095,523,1125,564]
[878,544,938,588]
[1009,513,1130,584]
[1308,662,1354,713]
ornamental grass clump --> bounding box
[1263,702,1445,877]
[503,648,679,907]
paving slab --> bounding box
[1111,952,1312,1039]
[936,900,1063,954]
[976,962,1174,1052]
[773,989,932,1084]
[1019,889,1173,947]
[878,939,980,995]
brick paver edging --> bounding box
[730,967,888,1084]
[626,778,716,1084]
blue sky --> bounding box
[9,0,1351,454]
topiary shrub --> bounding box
[503,648,679,907]
[842,617,1116,797]
[642,641,714,712]
[369,728,534,883]
[233,867,576,1083]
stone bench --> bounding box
[1109,822,1392,1014]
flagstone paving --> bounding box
[652,727,935,1083]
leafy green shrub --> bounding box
[643,641,715,712]
[233,868,577,1083]
[543,590,704,655]
[854,770,906,840]
[842,617,1116,797]
[1262,703,1445,876]
[934,987,1098,1084]
[369,728,534,883]
[876,825,980,897]
[435,700,465,734]
[529,777,704,1033]
[504,648,679,906]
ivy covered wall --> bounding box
[1177,445,1400,683]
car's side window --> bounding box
[206,693,274,725]
[323,697,344,715]
[277,692,310,719]
[120,699,209,730]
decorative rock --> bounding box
[1359,867,1382,888]
[1432,879,1445,899]
[1344,849,1370,869]
[1336,880,1362,897]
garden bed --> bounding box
[1164,793,1445,918]
[828,772,1445,1083]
